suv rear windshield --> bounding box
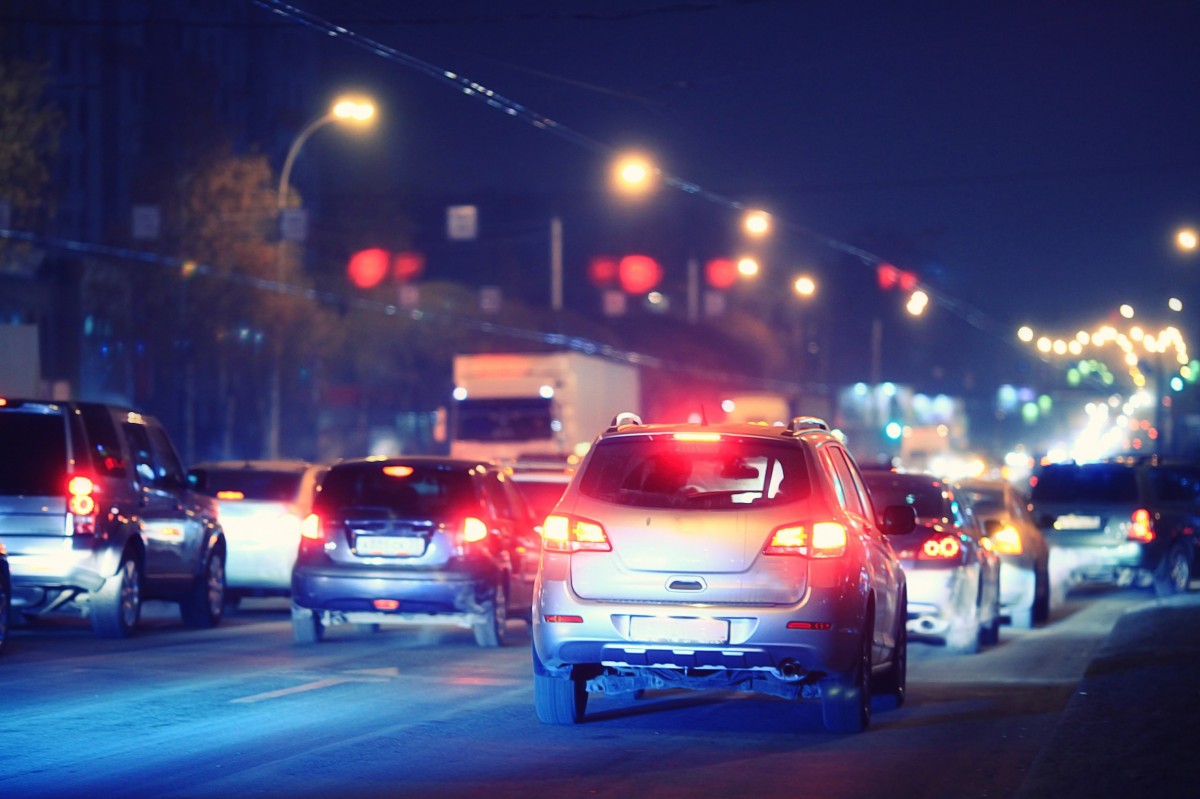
[1031,463,1139,504]
[0,411,67,495]
[578,434,810,510]
[191,469,304,501]
[317,463,476,518]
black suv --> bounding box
[0,398,227,637]
[1029,457,1197,597]
[291,456,541,646]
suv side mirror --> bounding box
[880,505,917,536]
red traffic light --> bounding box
[705,258,738,289]
[348,248,389,289]
[618,254,662,294]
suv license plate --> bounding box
[356,535,425,557]
[1053,515,1102,530]
[630,616,729,645]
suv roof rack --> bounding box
[608,411,643,431]
[786,416,829,435]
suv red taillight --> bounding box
[764,522,847,558]
[67,475,98,534]
[1128,508,1155,543]
[542,514,611,552]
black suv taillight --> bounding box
[67,475,98,535]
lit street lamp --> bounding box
[267,95,376,459]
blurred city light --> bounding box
[736,257,760,277]
[1177,227,1198,252]
[612,153,656,195]
[793,274,816,297]
[743,210,771,237]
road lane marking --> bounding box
[230,667,400,704]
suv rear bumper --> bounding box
[532,575,864,682]
[1049,541,1155,585]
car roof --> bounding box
[189,459,318,474]
[598,418,832,443]
[328,455,495,470]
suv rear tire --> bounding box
[180,548,226,628]
[822,623,871,733]
[91,555,141,639]
[1154,543,1193,597]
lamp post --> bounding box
[266,96,375,459]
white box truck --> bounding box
[450,351,641,462]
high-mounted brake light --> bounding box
[672,432,722,443]
[543,514,611,552]
[764,522,847,558]
[1128,508,1155,543]
[990,524,1023,555]
[67,475,98,534]
[382,465,414,478]
[216,490,245,500]
[920,534,962,560]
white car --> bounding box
[187,460,326,607]
[860,470,1002,653]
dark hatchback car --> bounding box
[291,457,541,646]
[1029,457,1197,597]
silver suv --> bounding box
[532,415,915,733]
[0,398,227,637]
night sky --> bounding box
[268,0,1200,382]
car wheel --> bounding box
[180,548,226,628]
[292,605,324,644]
[473,577,508,648]
[979,607,1001,646]
[1032,560,1052,624]
[822,621,872,733]
[532,646,588,724]
[0,566,10,655]
[1154,543,1192,597]
[91,553,142,639]
[873,597,906,707]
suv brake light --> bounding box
[919,534,962,560]
[764,522,847,558]
[543,514,611,552]
[67,475,98,534]
[1128,508,1155,543]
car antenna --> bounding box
[699,404,709,426]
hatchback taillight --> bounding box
[300,513,323,541]
[542,514,611,552]
[1128,508,1155,543]
[763,522,847,558]
[919,534,963,560]
[67,475,98,535]
[990,524,1023,555]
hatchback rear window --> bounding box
[578,434,810,509]
[1031,463,1139,504]
[0,411,68,496]
[861,475,948,519]
[317,464,476,518]
[191,469,304,501]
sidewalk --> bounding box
[1016,590,1200,798]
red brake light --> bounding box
[1128,509,1155,543]
[919,534,962,560]
[764,522,847,558]
[67,475,97,532]
[543,514,611,552]
[463,516,489,543]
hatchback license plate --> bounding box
[356,535,425,557]
[1053,515,1102,531]
[630,616,729,645]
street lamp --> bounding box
[267,95,376,459]
[277,96,376,220]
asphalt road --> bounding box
[0,587,1178,799]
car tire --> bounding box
[873,597,906,707]
[91,553,142,639]
[292,605,324,644]
[1032,561,1052,624]
[1154,543,1192,597]
[180,548,226,628]
[822,623,871,733]
[0,565,10,655]
[473,578,508,648]
[532,646,588,724]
